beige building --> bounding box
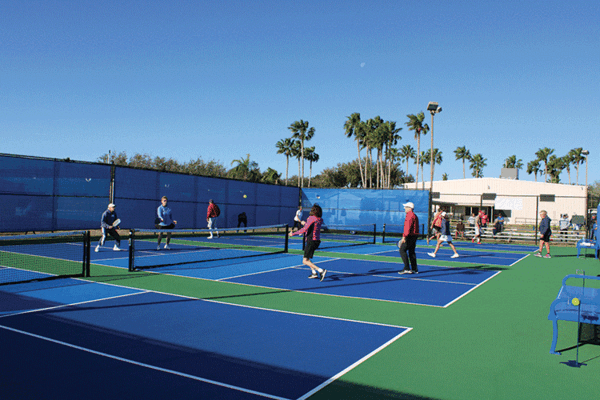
[403,178,588,226]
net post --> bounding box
[372,223,376,244]
[284,224,289,253]
[85,230,91,277]
[382,224,387,243]
[128,229,135,272]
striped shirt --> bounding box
[293,215,323,241]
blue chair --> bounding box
[576,239,599,259]
[548,274,600,355]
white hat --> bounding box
[403,202,415,209]
[441,211,447,217]
[108,203,116,208]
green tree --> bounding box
[526,160,541,182]
[399,144,416,178]
[344,112,367,188]
[406,112,429,186]
[535,147,554,182]
[442,173,449,181]
[415,150,427,189]
[569,148,586,185]
[503,155,523,169]
[276,137,296,185]
[288,120,315,188]
[261,167,281,184]
[454,146,471,179]
[424,148,443,181]
[304,146,319,188]
[228,154,260,182]
[470,153,487,178]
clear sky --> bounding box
[2,0,599,185]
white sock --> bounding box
[316,268,323,273]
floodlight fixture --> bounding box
[427,102,439,112]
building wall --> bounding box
[403,178,587,225]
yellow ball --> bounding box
[243,194,247,198]
[572,298,580,306]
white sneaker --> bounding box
[164,244,170,250]
[428,252,436,258]
[208,236,214,239]
[113,245,121,251]
[451,253,459,258]
[95,246,100,252]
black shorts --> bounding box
[304,240,321,259]
[541,232,551,242]
[157,223,176,230]
[433,226,441,233]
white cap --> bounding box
[441,211,447,217]
[108,203,116,208]
[403,202,415,209]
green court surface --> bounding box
[78,244,600,400]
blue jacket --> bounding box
[539,216,551,235]
[157,205,174,226]
[101,209,118,229]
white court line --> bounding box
[442,270,502,308]
[297,327,412,400]
[0,323,291,400]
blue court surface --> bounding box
[368,246,529,266]
[0,279,409,400]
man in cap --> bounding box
[95,203,122,252]
[398,202,420,274]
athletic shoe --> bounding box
[164,244,170,250]
[427,252,436,258]
[113,245,121,251]
[398,270,410,275]
[95,246,100,253]
[412,270,419,274]
[534,253,542,257]
[472,238,475,243]
[320,270,327,282]
[308,273,319,279]
[451,253,459,258]
[544,254,551,259]
[208,236,213,239]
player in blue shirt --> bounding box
[157,196,177,250]
[95,203,122,252]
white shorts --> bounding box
[439,235,452,243]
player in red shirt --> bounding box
[398,202,420,275]
[289,204,327,281]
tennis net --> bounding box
[302,223,376,250]
[128,224,289,271]
[0,231,91,285]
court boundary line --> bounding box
[442,270,502,307]
[0,323,291,400]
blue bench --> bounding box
[576,239,599,259]
[548,274,600,355]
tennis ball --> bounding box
[572,298,580,306]
[243,194,247,198]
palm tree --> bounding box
[503,155,523,169]
[424,148,443,181]
[442,173,449,181]
[469,153,487,178]
[290,140,302,187]
[535,147,554,183]
[570,148,585,185]
[288,120,315,188]
[562,153,574,184]
[547,155,564,183]
[229,154,260,181]
[275,138,296,185]
[383,120,402,189]
[405,112,429,186]
[527,160,541,182]
[261,168,281,184]
[454,146,471,179]
[399,144,416,178]
[344,112,366,188]
[304,146,319,188]
[415,151,427,189]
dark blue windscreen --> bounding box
[55,162,111,197]
[0,156,55,195]
[114,167,160,200]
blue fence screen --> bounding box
[301,188,430,234]
[0,154,300,232]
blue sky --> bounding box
[2,0,599,185]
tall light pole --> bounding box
[427,102,442,192]
[582,150,589,187]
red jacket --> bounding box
[404,211,420,236]
[207,203,219,219]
